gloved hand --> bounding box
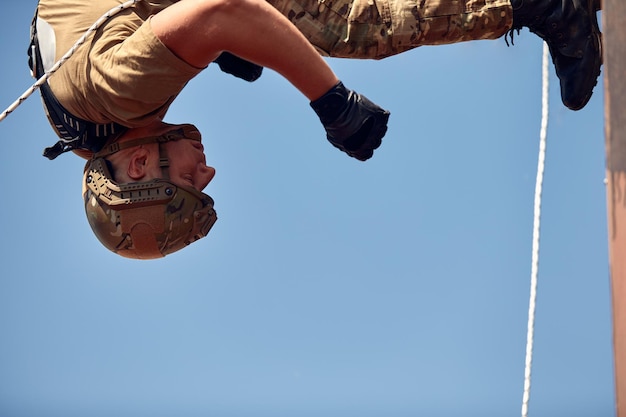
[311,82,390,161]
[213,52,263,82]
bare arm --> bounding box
[151,0,339,101]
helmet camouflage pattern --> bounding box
[83,126,217,259]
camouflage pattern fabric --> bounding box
[267,0,513,59]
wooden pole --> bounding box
[603,1,626,415]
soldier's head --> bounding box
[83,122,217,259]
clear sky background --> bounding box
[0,2,615,417]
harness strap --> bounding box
[39,83,127,160]
[28,7,128,160]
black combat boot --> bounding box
[509,0,602,110]
[311,82,390,161]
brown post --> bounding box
[604,1,626,415]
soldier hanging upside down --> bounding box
[30,0,601,259]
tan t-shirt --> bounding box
[37,0,202,128]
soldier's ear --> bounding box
[127,146,151,180]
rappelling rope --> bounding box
[0,0,141,123]
[521,41,550,417]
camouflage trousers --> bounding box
[267,0,513,59]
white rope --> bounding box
[0,0,141,123]
[521,41,550,417]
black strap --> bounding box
[28,7,127,160]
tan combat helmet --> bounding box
[83,125,217,259]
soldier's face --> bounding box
[164,139,215,192]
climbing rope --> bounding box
[0,0,141,123]
[521,41,550,417]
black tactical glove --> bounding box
[213,52,263,82]
[311,82,390,161]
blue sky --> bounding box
[0,2,614,417]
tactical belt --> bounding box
[29,7,127,160]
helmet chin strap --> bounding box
[94,124,201,158]
[158,143,171,181]
[92,124,201,181]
